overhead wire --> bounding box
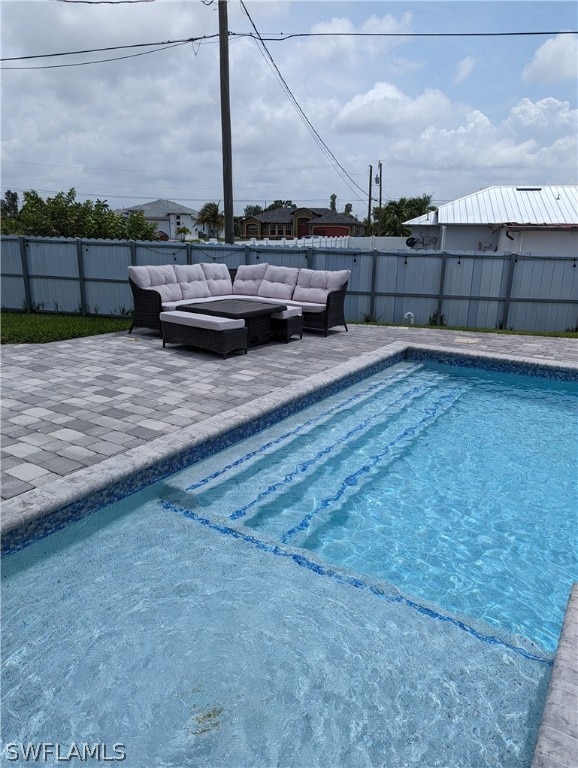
[0,35,219,70]
[4,41,193,70]
[4,28,574,64]
[238,1,366,201]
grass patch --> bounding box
[354,320,578,338]
[1,312,132,344]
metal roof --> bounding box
[405,186,578,226]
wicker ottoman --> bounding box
[160,311,248,358]
[270,306,304,342]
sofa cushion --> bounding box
[258,265,299,301]
[283,299,326,314]
[160,311,245,331]
[162,295,234,311]
[233,263,269,296]
[292,269,351,304]
[201,263,233,296]
[174,264,211,300]
[270,306,302,320]
[128,264,178,290]
[154,283,184,302]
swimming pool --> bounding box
[161,359,575,654]
[2,356,576,767]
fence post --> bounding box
[76,238,87,315]
[500,253,517,330]
[186,242,192,265]
[19,236,31,312]
[369,250,378,320]
[129,240,137,266]
[435,251,448,325]
[244,244,250,265]
[306,247,315,270]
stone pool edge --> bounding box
[2,341,576,554]
[531,584,578,768]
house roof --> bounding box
[404,186,578,227]
[247,206,361,225]
[121,199,199,218]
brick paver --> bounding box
[2,326,576,502]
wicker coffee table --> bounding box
[181,299,287,346]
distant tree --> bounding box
[233,216,243,237]
[264,200,294,211]
[329,194,337,212]
[176,226,191,241]
[243,204,263,218]
[343,203,353,216]
[124,210,158,241]
[373,194,435,236]
[15,188,157,240]
[1,190,19,216]
[0,190,21,234]
[196,202,224,238]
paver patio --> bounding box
[2,325,576,504]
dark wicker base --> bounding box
[302,285,349,336]
[271,315,304,342]
[161,321,248,358]
[302,312,348,335]
[129,278,163,334]
[245,314,273,345]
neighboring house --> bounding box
[118,199,200,240]
[404,186,578,257]
[240,206,366,240]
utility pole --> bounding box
[374,160,382,236]
[367,164,373,233]
[218,0,234,243]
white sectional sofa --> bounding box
[128,262,350,337]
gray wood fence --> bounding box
[1,235,577,332]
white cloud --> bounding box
[523,34,578,82]
[333,82,455,135]
[454,56,475,84]
[506,97,577,133]
[1,1,576,218]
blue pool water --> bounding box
[165,360,577,653]
[2,359,576,767]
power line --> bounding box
[0,186,354,205]
[3,28,574,63]
[239,1,366,201]
[3,41,193,70]
[0,35,217,62]
[248,30,578,40]
[55,0,156,4]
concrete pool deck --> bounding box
[1,325,577,766]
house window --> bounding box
[269,225,277,236]
[247,223,258,237]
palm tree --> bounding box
[374,194,435,236]
[196,202,224,239]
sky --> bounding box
[1,0,577,221]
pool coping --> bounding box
[2,340,577,765]
[2,341,576,552]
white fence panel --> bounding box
[1,237,576,331]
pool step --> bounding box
[241,381,469,541]
[160,363,429,507]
